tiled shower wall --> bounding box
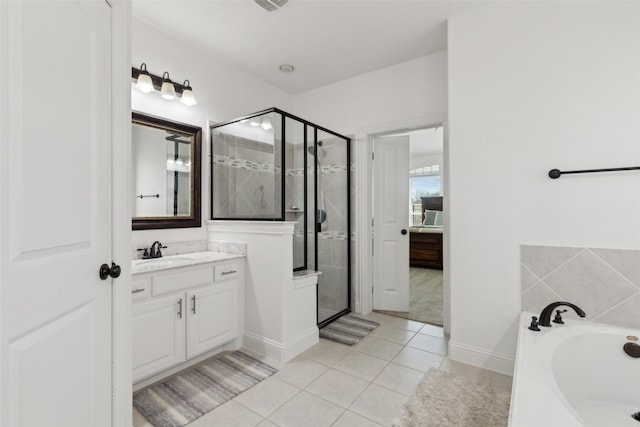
[521,245,640,329]
[212,132,281,219]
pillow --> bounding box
[434,211,443,226]
[423,209,442,226]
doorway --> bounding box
[370,125,445,327]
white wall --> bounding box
[292,51,448,135]
[131,19,292,248]
[448,2,640,372]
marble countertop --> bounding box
[132,251,244,275]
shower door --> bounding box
[210,108,351,328]
[314,130,350,326]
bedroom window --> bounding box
[409,165,441,226]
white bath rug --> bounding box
[393,369,511,427]
[133,351,277,427]
[319,314,380,345]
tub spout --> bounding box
[538,301,586,327]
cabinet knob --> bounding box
[401,229,407,235]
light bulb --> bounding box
[180,80,197,106]
[160,72,176,100]
[249,117,261,127]
[261,117,273,130]
[176,158,184,165]
[135,63,155,93]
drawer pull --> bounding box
[177,298,183,319]
[221,270,237,275]
[131,288,146,294]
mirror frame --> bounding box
[132,111,202,230]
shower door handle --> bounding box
[401,229,407,235]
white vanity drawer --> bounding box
[131,278,151,301]
[152,266,214,296]
[214,262,240,282]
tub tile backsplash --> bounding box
[521,245,640,329]
[520,245,582,279]
[590,248,640,286]
[520,264,539,293]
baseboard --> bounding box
[448,340,515,376]
[244,326,319,364]
[282,326,319,361]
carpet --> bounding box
[319,314,380,345]
[133,351,277,427]
[376,267,443,326]
[392,369,511,427]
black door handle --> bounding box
[99,262,122,280]
[401,229,407,235]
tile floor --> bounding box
[376,267,443,326]
[133,312,512,427]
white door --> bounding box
[373,136,410,312]
[0,1,114,426]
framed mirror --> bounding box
[132,111,201,230]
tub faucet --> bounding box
[538,301,586,327]
[149,241,167,259]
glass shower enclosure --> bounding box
[210,108,351,327]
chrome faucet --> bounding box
[538,301,586,327]
[149,241,167,259]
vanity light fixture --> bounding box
[160,72,177,100]
[180,80,197,106]
[132,65,197,107]
[135,63,155,93]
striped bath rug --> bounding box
[133,351,277,427]
[319,314,380,345]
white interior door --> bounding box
[0,1,114,426]
[373,136,410,312]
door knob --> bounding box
[401,229,407,235]
[99,262,122,280]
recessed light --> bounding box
[279,64,295,73]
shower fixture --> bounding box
[308,141,327,230]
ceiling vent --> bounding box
[253,0,288,12]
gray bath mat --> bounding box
[319,314,380,345]
[392,369,510,427]
[133,351,277,427]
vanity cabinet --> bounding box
[186,279,238,359]
[132,293,186,382]
[131,260,242,384]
